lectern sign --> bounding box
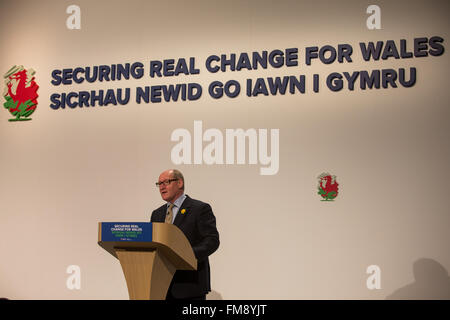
[100,222,152,242]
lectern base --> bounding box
[116,249,176,300]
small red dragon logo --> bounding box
[317,173,339,201]
[3,65,39,121]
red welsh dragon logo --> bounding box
[317,173,339,201]
[3,65,39,121]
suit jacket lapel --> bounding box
[173,195,191,227]
[155,205,167,222]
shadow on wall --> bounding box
[207,290,223,300]
[387,258,450,300]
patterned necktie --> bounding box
[165,203,174,224]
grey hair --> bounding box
[170,169,185,190]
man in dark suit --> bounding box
[151,169,220,300]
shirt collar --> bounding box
[167,193,186,209]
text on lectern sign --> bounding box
[101,222,152,242]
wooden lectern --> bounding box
[98,222,197,300]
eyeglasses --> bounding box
[155,179,178,187]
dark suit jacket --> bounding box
[150,195,220,299]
